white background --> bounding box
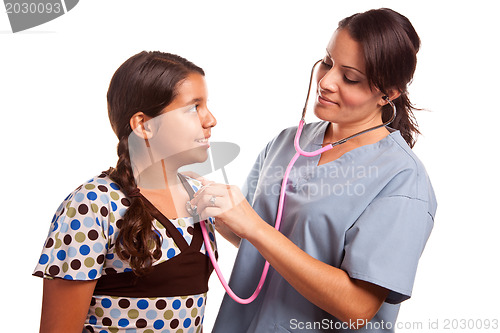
[1,0,499,332]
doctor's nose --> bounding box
[318,68,339,94]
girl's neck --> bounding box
[136,160,190,219]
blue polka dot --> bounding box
[172,299,181,310]
[100,194,110,204]
[153,320,165,329]
[52,222,59,232]
[87,192,97,201]
[93,242,104,253]
[63,275,73,280]
[60,222,69,233]
[106,253,114,260]
[209,232,215,242]
[101,298,112,308]
[88,269,98,279]
[146,310,157,320]
[56,250,66,260]
[111,202,117,211]
[183,318,192,328]
[112,260,123,268]
[96,178,108,184]
[137,299,149,310]
[89,315,97,325]
[109,225,114,236]
[110,309,121,319]
[67,247,77,258]
[177,227,184,235]
[95,217,101,227]
[124,267,133,273]
[167,248,176,259]
[70,219,81,230]
[83,217,94,227]
[179,309,186,318]
[39,254,49,265]
[197,297,204,307]
[74,192,85,203]
[118,318,129,327]
[79,245,90,255]
[76,272,86,280]
[110,182,120,190]
[119,208,127,216]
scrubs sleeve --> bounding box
[340,195,434,304]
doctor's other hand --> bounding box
[190,183,264,243]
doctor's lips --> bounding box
[317,93,339,106]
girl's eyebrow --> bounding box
[326,49,366,76]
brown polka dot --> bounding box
[170,319,179,329]
[116,219,124,229]
[102,317,112,326]
[136,319,147,328]
[118,299,130,309]
[48,265,60,276]
[186,298,194,308]
[85,325,95,333]
[187,226,194,235]
[100,206,109,217]
[90,297,97,306]
[98,185,108,192]
[195,316,201,326]
[105,268,117,275]
[64,234,72,245]
[71,259,81,270]
[45,238,54,248]
[33,271,43,277]
[88,230,99,241]
[156,299,167,310]
[78,204,89,215]
[96,254,105,264]
[121,198,131,207]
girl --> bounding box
[34,51,217,333]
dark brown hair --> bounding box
[106,51,204,276]
[338,8,421,147]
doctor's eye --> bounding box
[343,75,359,85]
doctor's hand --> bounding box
[190,183,264,242]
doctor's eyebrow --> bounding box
[325,49,366,76]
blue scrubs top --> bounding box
[213,121,437,332]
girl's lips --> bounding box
[195,137,210,147]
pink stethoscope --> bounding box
[199,59,397,304]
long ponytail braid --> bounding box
[107,137,162,276]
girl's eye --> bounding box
[187,105,198,113]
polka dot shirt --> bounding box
[34,172,217,333]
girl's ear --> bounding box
[130,112,153,140]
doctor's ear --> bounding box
[379,89,401,106]
[130,112,154,140]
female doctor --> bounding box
[192,8,436,332]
